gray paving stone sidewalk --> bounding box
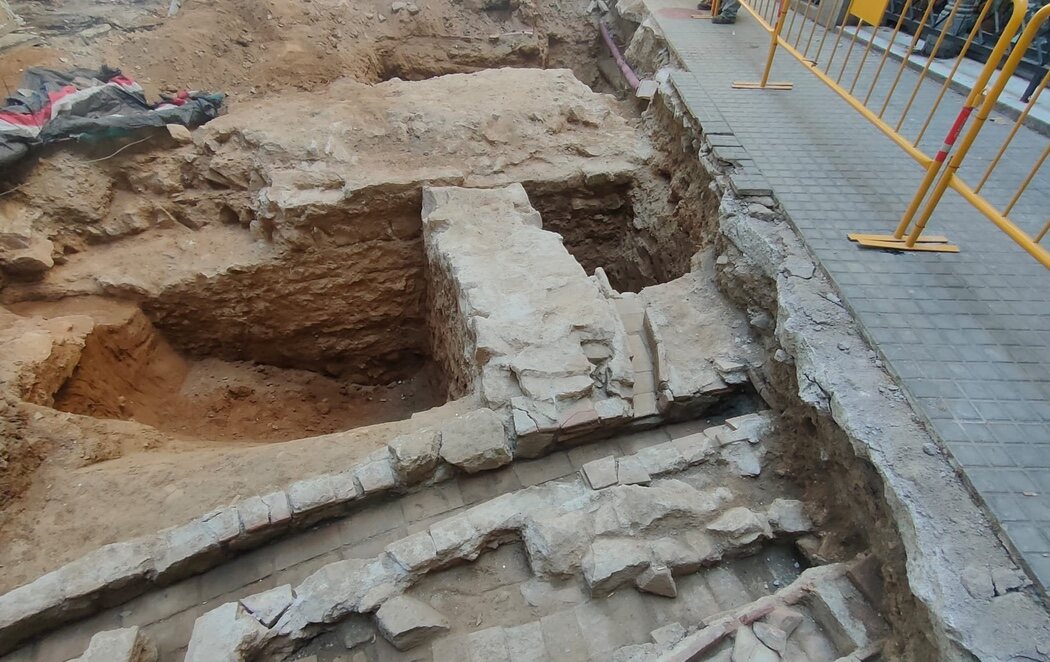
[641,0,1050,590]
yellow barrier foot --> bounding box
[848,233,960,252]
[854,238,961,253]
[731,81,794,90]
[847,233,950,244]
[691,12,715,18]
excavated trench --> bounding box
[7,174,689,442]
[0,2,965,659]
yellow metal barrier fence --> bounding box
[732,0,1049,267]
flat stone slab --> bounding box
[582,455,618,489]
[375,595,450,651]
[240,584,294,628]
[639,265,757,407]
[71,626,157,662]
[438,409,513,473]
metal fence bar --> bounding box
[912,0,996,145]
[894,1,965,132]
[975,70,1050,193]
[877,0,938,119]
[1003,141,1050,215]
[863,0,913,105]
[801,0,829,57]
[902,3,1048,262]
[834,20,866,85]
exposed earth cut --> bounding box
[0,0,1048,660]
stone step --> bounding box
[803,572,888,654]
[624,557,885,662]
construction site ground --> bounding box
[0,0,1048,660]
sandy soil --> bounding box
[0,0,623,592]
[7,0,604,102]
[0,394,476,592]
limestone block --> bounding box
[71,626,157,662]
[650,536,707,574]
[287,475,338,515]
[236,496,271,534]
[763,607,803,637]
[0,236,53,275]
[613,643,659,662]
[612,481,729,532]
[724,442,763,477]
[61,541,154,600]
[153,520,222,580]
[354,458,398,494]
[724,412,773,439]
[707,507,771,545]
[501,622,546,661]
[386,531,439,573]
[634,442,686,475]
[466,625,511,660]
[261,491,293,527]
[673,432,717,465]
[522,511,595,577]
[581,455,618,490]
[752,622,788,654]
[185,602,269,662]
[331,470,363,502]
[166,124,193,144]
[594,396,632,423]
[616,456,651,485]
[429,515,481,559]
[388,429,440,484]
[276,557,403,634]
[240,584,294,627]
[466,492,527,534]
[582,538,650,596]
[375,595,450,651]
[635,564,677,598]
[766,499,812,535]
[650,622,686,647]
[732,625,779,662]
[0,570,68,653]
[202,508,242,543]
[439,409,512,473]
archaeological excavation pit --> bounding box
[10,289,450,443]
[1,0,1048,659]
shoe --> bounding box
[697,2,712,9]
[711,14,735,23]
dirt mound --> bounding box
[10,0,605,102]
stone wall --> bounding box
[421,184,636,457]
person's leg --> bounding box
[714,0,738,22]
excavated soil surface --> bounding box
[12,299,446,443]
[0,0,723,596]
[8,0,610,100]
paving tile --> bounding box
[647,0,1050,592]
[338,498,406,546]
[270,521,343,571]
[539,609,588,661]
[512,452,575,487]
[566,441,624,469]
[617,427,672,454]
[457,467,523,505]
[119,575,203,627]
[401,482,465,523]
